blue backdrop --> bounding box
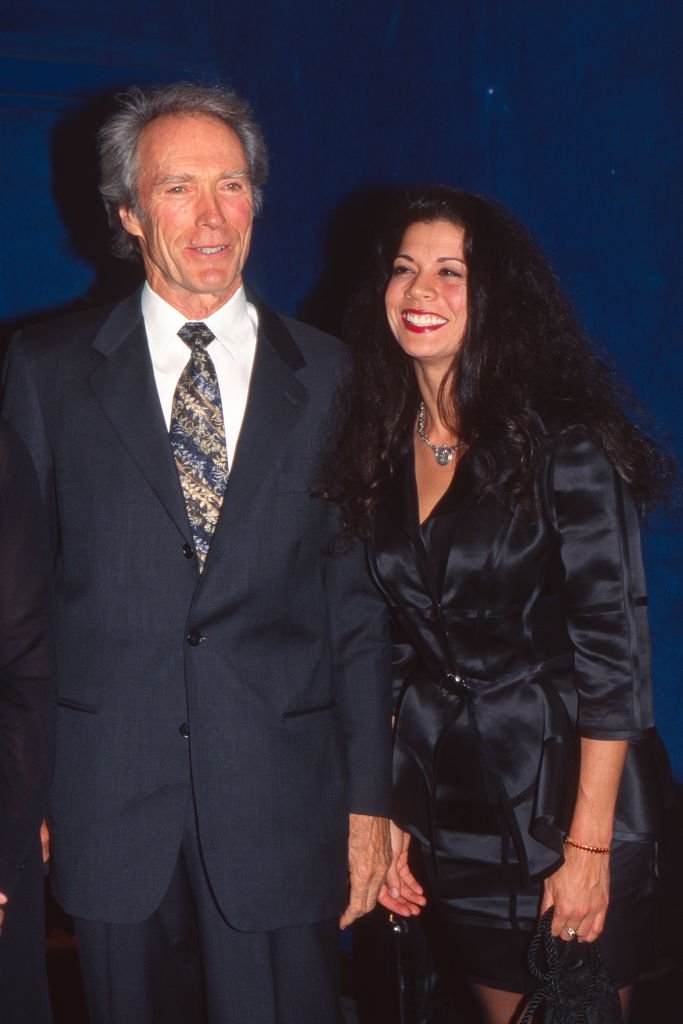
[1,1,681,775]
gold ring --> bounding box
[563,925,577,938]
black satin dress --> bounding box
[368,428,671,991]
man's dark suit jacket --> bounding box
[2,289,392,930]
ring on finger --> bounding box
[563,925,577,938]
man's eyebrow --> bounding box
[154,170,250,185]
[154,174,193,185]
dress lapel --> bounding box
[382,448,420,540]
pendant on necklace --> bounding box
[434,447,455,466]
[417,401,460,466]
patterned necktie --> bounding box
[170,322,228,570]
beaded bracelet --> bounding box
[564,835,612,856]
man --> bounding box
[3,83,393,1023]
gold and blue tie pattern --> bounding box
[170,322,228,569]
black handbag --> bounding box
[352,908,458,1024]
[388,913,457,1024]
[520,908,622,1023]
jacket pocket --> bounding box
[57,696,98,714]
[282,701,337,719]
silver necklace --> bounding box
[417,402,460,466]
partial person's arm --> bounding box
[542,737,627,940]
[374,615,427,917]
[339,813,391,928]
[322,535,394,928]
[542,432,655,941]
[0,421,55,934]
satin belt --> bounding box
[393,653,577,886]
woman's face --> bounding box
[385,219,468,375]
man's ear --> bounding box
[119,206,143,239]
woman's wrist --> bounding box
[564,834,612,856]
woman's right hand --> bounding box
[378,822,427,917]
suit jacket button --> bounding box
[182,544,194,559]
[179,722,190,738]
[186,631,203,647]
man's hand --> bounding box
[339,813,391,929]
[0,891,7,936]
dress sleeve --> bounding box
[0,420,55,896]
[388,614,420,715]
[545,431,653,739]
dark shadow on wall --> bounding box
[49,91,144,308]
[0,91,144,359]
[297,184,403,339]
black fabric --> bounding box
[413,838,656,993]
[368,429,668,993]
[352,907,465,1024]
[389,913,458,1024]
[368,431,671,888]
[0,838,52,1024]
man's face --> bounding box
[119,113,255,319]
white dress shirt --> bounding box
[142,283,259,468]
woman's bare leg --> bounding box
[473,983,524,1024]
[472,980,631,1023]
[619,984,632,1021]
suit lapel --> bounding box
[207,301,308,542]
[89,292,191,539]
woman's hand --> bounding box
[541,843,610,943]
[542,736,626,943]
[378,821,427,917]
[41,819,50,863]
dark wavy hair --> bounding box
[329,186,673,539]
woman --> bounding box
[0,420,55,1022]
[331,187,673,1023]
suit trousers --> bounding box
[73,806,345,1024]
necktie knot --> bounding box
[178,322,216,350]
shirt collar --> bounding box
[141,282,258,360]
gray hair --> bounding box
[98,82,269,260]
